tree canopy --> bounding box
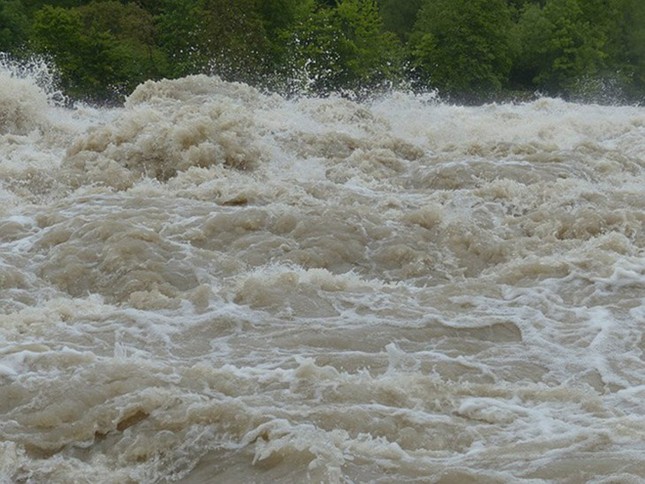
[286,0,402,94]
[0,0,642,103]
[409,0,514,99]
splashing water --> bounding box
[0,64,644,483]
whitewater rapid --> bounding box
[1,67,644,483]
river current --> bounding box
[1,65,644,483]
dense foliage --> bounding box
[408,0,514,99]
[1,0,643,103]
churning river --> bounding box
[1,66,644,483]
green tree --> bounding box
[613,0,645,100]
[199,0,271,83]
[78,1,163,91]
[132,0,166,16]
[335,0,402,89]
[254,0,317,89]
[155,0,208,78]
[258,0,302,37]
[31,6,92,95]
[512,0,615,95]
[287,0,402,94]
[22,0,94,12]
[156,0,271,83]
[0,0,30,53]
[409,0,514,99]
[31,2,161,101]
[377,0,422,42]
[507,0,545,21]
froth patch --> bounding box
[0,71,50,135]
[125,75,263,106]
[64,77,265,185]
[234,268,371,318]
[34,214,200,304]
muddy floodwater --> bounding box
[1,68,644,483]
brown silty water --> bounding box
[1,68,644,483]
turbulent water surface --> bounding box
[1,65,644,483]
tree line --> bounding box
[1,0,643,103]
